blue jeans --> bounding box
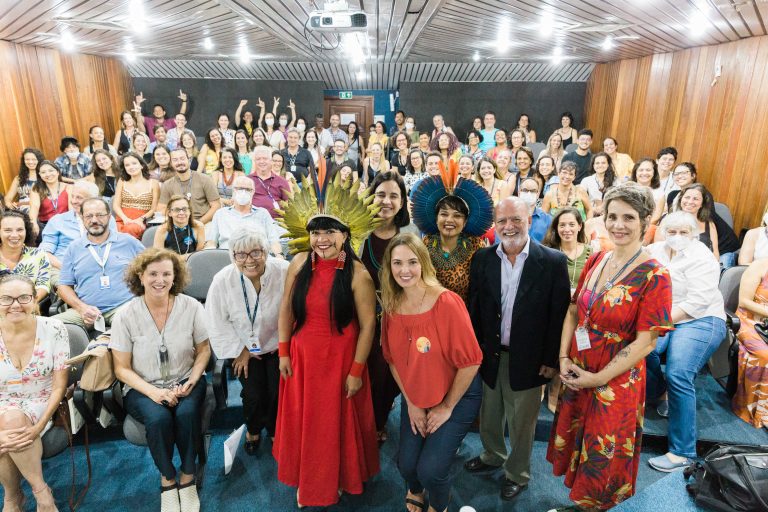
[124,379,206,480]
[398,374,482,511]
[720,252,736,271]
[646,316,726,458]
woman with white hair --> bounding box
[645,211,726,471]
[205,226,289,454]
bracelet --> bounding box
[349,360,365,378]
[559,356,570,359]
[278,341,289,357]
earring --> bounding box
[311,251,317,271]
[335,250,347,270]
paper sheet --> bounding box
[224,424,246,475]
[340,113,356,125]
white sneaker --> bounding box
[160,486,180,512]
[178,483,200,512]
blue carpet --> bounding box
[614,472,699,512]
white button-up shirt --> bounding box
[647,239,725,323]
[204,259,289,358]
[497,237,530,347]
[206,206,281,250]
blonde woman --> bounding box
[473,157,505,205]
[539,133,565,170]
[363,142,391,187]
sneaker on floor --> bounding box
[648,453,692,472]
[656,399,669,418]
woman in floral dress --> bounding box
[546,183,673,511]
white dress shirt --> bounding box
[647,239,725,323]
[206,206,281,250]
[497,237,530,347]
[205,259,289,359]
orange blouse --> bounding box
[381,291,483,409]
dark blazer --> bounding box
[468,239,571,391]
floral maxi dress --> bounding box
[546,253,673,509]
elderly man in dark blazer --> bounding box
[464,196,571,501]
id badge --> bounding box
[7,373,23,394]
[575,326,591,351]
[248,334,261,355]
[99,275,111,289]
[290,165,296,174]
[273,200,280,210]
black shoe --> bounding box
[464,456,500,473]
[244,436,260,455]
[500,478,526,501]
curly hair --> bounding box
[429,131,461,155]
[0,210,36,247]
[124,248,190,296]
[18,148,44,188]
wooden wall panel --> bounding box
[0,42,133,194]
[585,35,768,233]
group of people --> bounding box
[0,98,767,512]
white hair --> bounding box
[229,226,270,262]
[252,145,272,158]
[661,211,700,236]
[72,180,99,198]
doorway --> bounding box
[324,95,374,146]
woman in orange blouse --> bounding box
[113,152,160,239]
[381,233,482,512]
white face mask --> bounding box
[66,150,79,159]
[279,118,287,127]
[519,192,538,207]
[405,122,414,130]
[666,234,692,252]
[296,123,306,132]
[265,119,274,127]
[233,190,253,206]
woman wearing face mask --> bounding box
[29,161,71,237]
[645,212,726,471]
[114,152,160,240]
[578,152,617,214]
[263,111,286,150]
[541,161,592,221]
[274,98,296,139]
[213,148,246,207]
[148,145,174,183]
[83,125,118,157]
[198,128,224,175]
[404,117,419,146]
[88,149,118,199]
[216,113,236,148]
[295,116,307,138]
[346,121,365,167]
[411,161,492,304]
[534,156,558,197]
[5,148,42,212]
[153,195,205,258]
[360,172,412,442]
[132,132,152,163]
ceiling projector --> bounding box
[307,0,367,32]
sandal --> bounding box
[244,435,260,456]
[405,491,426,511]
[377,429,388,444]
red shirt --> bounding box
[250,172,291,218]
[382,291,482,409]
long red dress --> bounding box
[546,253,673,509]
[273,257,380,507]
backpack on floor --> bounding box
[684,444,768,512]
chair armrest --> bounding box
[72,384,100,425]
[726,312,741,335]
[212,358,232,410]
[101,380,126,421]
[48,294,64,317]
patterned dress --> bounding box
[423,234,485,304]
[547,252,673,509]
[0,317,69,428]
[733,271,768,428]
[0,246,52,294]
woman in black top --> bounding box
[152,195,205,258]
[89,149,118,199]
[388,131,410,176]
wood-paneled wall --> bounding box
[585,35,768,233]
[0,42,133,194]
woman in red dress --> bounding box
[274,214,380,508]
[546,183,673,511]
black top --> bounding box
[117,130,131,155]
[280,147,314,181]
[389,153,409,176]
[103,176,116,198]
[562,150,592,184]
[164,224,198,255]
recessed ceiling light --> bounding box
[356,69,366,80]
[540,11,554,38]
[60,31,76,52]
[239,46,250,64]
[602,36,614,51]
[688,10,708,38]
[473,51,480,62]
[203,37,214,50]
[551,47,563,65]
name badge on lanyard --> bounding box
[575,326,591,351]
[88,242,112,289]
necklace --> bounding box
[171,224,193,254]
[601,249,643,291]
[222,169,235,186]
[555,185,574,209]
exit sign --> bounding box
[339,91,353,99]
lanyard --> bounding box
[256,176,276,202]
[240,274,259,333]
[87,242,112,275]
[585,249,642,321]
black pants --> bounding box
[368,335,401,431]
[239,351,280,437]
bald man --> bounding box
[465,197,570,501]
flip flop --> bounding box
[405,496,427,511]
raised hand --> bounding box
[257,97,265,109]
[239,99,248,107]
[273,97,280,106]
[135,92,146,105]
[178,89,187,101]
[288,99,295,109]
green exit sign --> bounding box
[339,91,353,99]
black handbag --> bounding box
[684,444,768,511]
[754,320,768,344]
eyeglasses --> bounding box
[672,171,691,177]
[170,207,190,214]
[0,294,34,306]
[233,250,265,262]
[310,229,341,238]
[83,213,110,221]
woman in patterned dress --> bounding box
[0,211,51,303]
[546,182,673,511]
[732,257,768,428]
[113,152,160,240]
